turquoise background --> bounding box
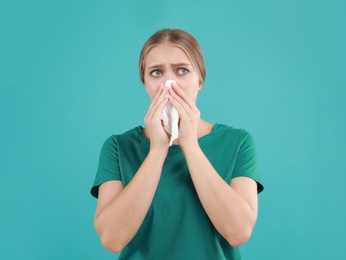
[1,0,345,259]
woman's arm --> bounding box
[169,82,258,247]
[181,145,258,247]
[94,148,167,253]
[94,85,170,253]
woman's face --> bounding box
[143,43,201,101]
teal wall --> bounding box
[1,1,345,259]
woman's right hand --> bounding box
[144,83,170,150]
[96,86,170,252]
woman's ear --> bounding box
[198,80,203,90]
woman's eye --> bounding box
[150,70,162,77]
[177,68,188,74]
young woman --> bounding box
[91,28,264,259]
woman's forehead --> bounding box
[145,44,193,67]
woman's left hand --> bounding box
[168,82,200,148]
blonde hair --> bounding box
[139,28,206,86]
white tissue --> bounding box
[161,80,179,146]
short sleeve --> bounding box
[90,136,122,198]
[232,132,264,193]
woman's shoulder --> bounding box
[214,123,250,137]
[104,126,147,145]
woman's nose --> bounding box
[163,74,177,83]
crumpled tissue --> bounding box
[161,80,179,146]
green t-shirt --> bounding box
[91,123,264,260]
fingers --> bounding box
[168,93,188,118]
[147,83,164,114]
[145,84,168,122]
[168,82,198,116]
[167,83,200,146]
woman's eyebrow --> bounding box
[171,63,191,67]
[147,64,163,70]
[148,63,192,70]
